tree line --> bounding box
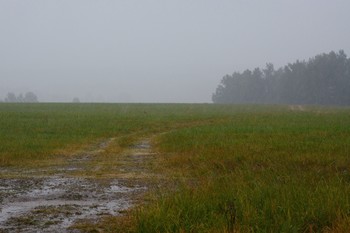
[212,50,350,106]
[1,92,39,103]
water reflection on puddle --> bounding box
[0,177,145,232]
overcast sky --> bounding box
[1,0,349,103]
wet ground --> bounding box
[0,138,153,232]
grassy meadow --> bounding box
[1,103,350,232]
[0,103,220,167]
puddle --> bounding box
[132,141,151,149]
[0,177,145,232]
[0,138,153,232]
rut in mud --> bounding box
[0,137,155,233]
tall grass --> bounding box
[133,106,350,232]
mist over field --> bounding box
[1,0,350,103]
[1,2,350,229]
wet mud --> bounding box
[0,138,153,232]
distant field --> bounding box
[1,103,350,232]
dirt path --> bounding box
[0,137,155,232]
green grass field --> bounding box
[0,103,221,167]
[1,103,350,232]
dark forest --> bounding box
[213,50,350,106]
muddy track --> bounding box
[0,137,155,233]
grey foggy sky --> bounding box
[1,0,350,103]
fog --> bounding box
[1,0,350,103]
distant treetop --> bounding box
[72,97,80,103]
[212,50,350,106]
[4,92,39,103]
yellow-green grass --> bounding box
[1,103,350,232]
[131,106,350,232]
